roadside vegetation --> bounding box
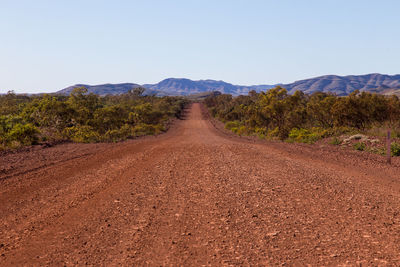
[0,87,188,150]
[204,86,400,155]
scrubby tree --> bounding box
[204,86,400,141]
[0,88,188,149]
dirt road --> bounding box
[1,103,400,265]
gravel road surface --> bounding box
[1,103,400,265]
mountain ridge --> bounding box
[56,73,400,96]
[143,78,275,96]
[281,73,400,96]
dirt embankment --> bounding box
[1,103,400,265]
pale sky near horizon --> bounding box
[1,0,399,93]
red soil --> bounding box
[1,103,400,265]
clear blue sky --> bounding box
[1,0,399,93]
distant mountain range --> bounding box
[281,73,400,96]
[58,79,275,97]
[56,73,400,97]
[58,83,151,96]
[143,78,275,96]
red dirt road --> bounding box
[1,103,400,265]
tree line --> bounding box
[204,86,400,144]
[0,87,188,150]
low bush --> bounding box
[103,124,132,142]
[353,142,366,151]
[236,125,251,136]
[0,90,188,149]
[132,123,164,137]
[225,121,241,133]
[329,137,342,145]
[367,146,386,156]
[391,142,400,156]
[392,130,400,139]
[62,126,100,143]
[254,127,267,139]
[266,127,280,139]
[6,123,39,145]
[288,127,328,144]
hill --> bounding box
[282,73,400,96]
[55,74,400,97]
[143,78,275,96]
[57,83,162,96]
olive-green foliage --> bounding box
[391,142,400,156]
[104,124,132,142]
[224,121,252,136]
[7,123,38,145]
[0,91,31,116]
[225,121,241,132]
[288,127,328,144]
[62,125,100,143]
[329,137,342,146]
[353,142,366,151]
[0,87,188,149]
[204,86,400,142]
[21,95,73,132]
[0,115,39,146]
[132,123,164,137]
[93,105,128,134]
[307,92,336,128]
[331,91,388,129]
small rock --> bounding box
[266,231,280,237]
[344,134,369,143]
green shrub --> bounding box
[62,125,100,143]
[0,93,187,149]
[254,126,267,135]
[225,121,241,131]
[329,137,342,145]
[367,146,386,156]
[38,127,64,142]
[288,128,309,143]
[288,127,332,144]
[266,127,280,139]
[391,142,400,156]
[8,140,23,149]
[6,123,39,145]
[254,126,267,139]
[237,125,253,136]
[288,128,318,144]
[104,129,124,142]
[103,124,132,142]
[353,142,366,151]
[132,123,164,137]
